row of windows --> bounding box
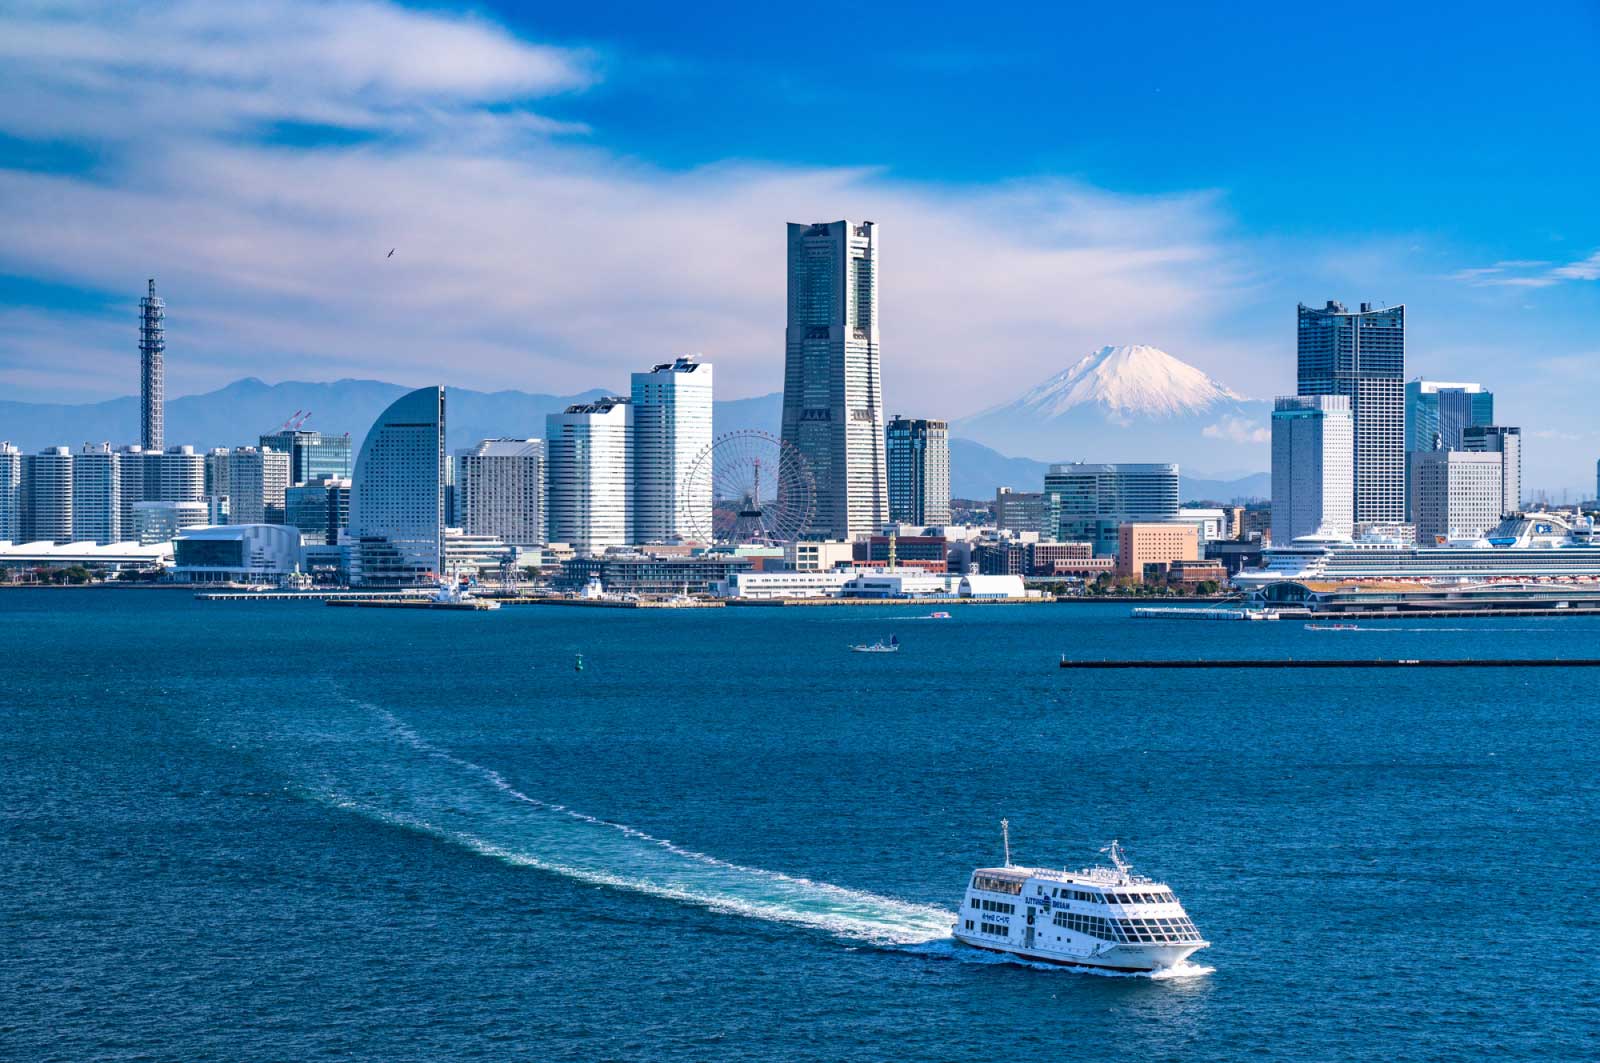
[1047,886,1178,905]
[1051,911,1202,944]
[978,921,1008,936]
[971,874,1023,895]
[972,898,1014,914]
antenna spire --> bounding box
[1001,818,1012,867]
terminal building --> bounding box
[171,524,304,586]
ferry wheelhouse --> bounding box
[953,828,1207,973]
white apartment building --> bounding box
[546,397,632,556]
[631,357,713,544]
[224,447,291,525]
[23,447,73,544]
[1411,450,1503,543]
[0,442,20,542]
[72,442,121,545]
[456,438,546,546]
[1271,395,1355,543]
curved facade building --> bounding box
[348,386,446,586]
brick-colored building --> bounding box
[1166,558,1227,585]
[1116,522,1199,579]
[853,535,948,572]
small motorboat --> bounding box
[851,634,900,653]
[1304,623,1360,631]
[927,611,952,619]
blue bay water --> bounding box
[2,591,1597,1061]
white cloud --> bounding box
[1201,416,1269,445]
[1452,251,1600,288]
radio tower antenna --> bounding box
[139,278,165,450]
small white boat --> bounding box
[851,634,900,653]
[953,823,1208,974]
[1132,606,1277,621]
[927,611,952,619]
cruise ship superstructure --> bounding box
[1235,513,1600,593]
[953,831,1207,973]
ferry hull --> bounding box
[953,932,1204,973]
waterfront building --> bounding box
[994,487,1050,535]
[0,538,172,574]
[1115,522,1199,579]
[285,478,350,546]
[1271,395,1355,543]
[1406,379,1493,453]
[259,429,354,485]
[143,446,205,504]
[717,568,858,599]
[1166,559,1227,586]
[781,220,888,540]
[631,357,713,544]
[348,385,447,587]
[1176,507,1227,543]
[783,540,855,571]
[558,552,751,596]
[1297,300,1404,522]
[132,500,209,545]
[171,524,303,586]
[22,448,73,544]
[853,534,948,572]
[224,447,291,525]
[140,279,165,451]
[0,443,19,542]
[546,398,631,557]
[455,439,546,547]
[886,416,951,525]
[1203,537,1266,577]
[442,529,520,580]
[1462,426,1522,516]
[1043,463,1180,556]
[1030,541,1111,579]
[1410,450,1503,542]
[72,443,121,545]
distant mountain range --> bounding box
[955,344,1272,478]
[0,375,1266,502]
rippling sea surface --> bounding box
[3,591,1597,1061]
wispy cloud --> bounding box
[1201,416,1269,445]
[0,0,1252,415]
[1451,253,1600,289]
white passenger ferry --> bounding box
[953,824,1207,973]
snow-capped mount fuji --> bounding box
[953,344,1272,475]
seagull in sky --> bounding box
[387,248,395,258]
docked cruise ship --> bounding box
[953,831,1207,973]
[1234,513,1600,596]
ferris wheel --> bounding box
[681,430,816,545]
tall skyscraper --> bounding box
[1405,379,1493,454]
[631,357,713,544]
[886,416,951,525]
[285,478,351,546]
[348,386,446,586]
[1411,450,1502,543]
[546,398,631,556]
[782,220,888,541]
[22,447,73,544]
[456,439,546,547]
[1297,301,1404,522]
[1271,396,1354,543]
[1462,425,1522,516]
[1042,463,1179,556]
[72,442,121,545]
[259,429,354,485]
[140,279,165,451]
[224,447,291,524]
[0,443,20,542]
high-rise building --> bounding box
[1297,301,1404,522]
[285,478,350,546]
[132,500,209,545]
[1405,379,1493,453]
[1411,450,1503,543]
[224,447,291,524]
[0,443,20,542]
[1462,425,1522,516]
[546,398,631,556]
[456,439,546,547]
[72,442,121,545]
[1270,395,1355,543]
[140,279,165,451]
[348,386,446,586]
[631,357,713,544]
[1116,522,1200,579]
[259,429,354,485]
[781,220,888,540]
[994,487,1049,535]
[22,447,73,544]
[886,416,951,525]
[143,446,205,503]
[1043,463,1179,556]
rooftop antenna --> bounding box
[1102,839,1132,876]
[1001,818,1012,867]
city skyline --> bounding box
[3,1,1598,494]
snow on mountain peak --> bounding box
[1014,344,1242,420]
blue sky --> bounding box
[1,0,1597,489]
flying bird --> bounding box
[387,248,395,258]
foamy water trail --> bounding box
[290,704,955,946]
